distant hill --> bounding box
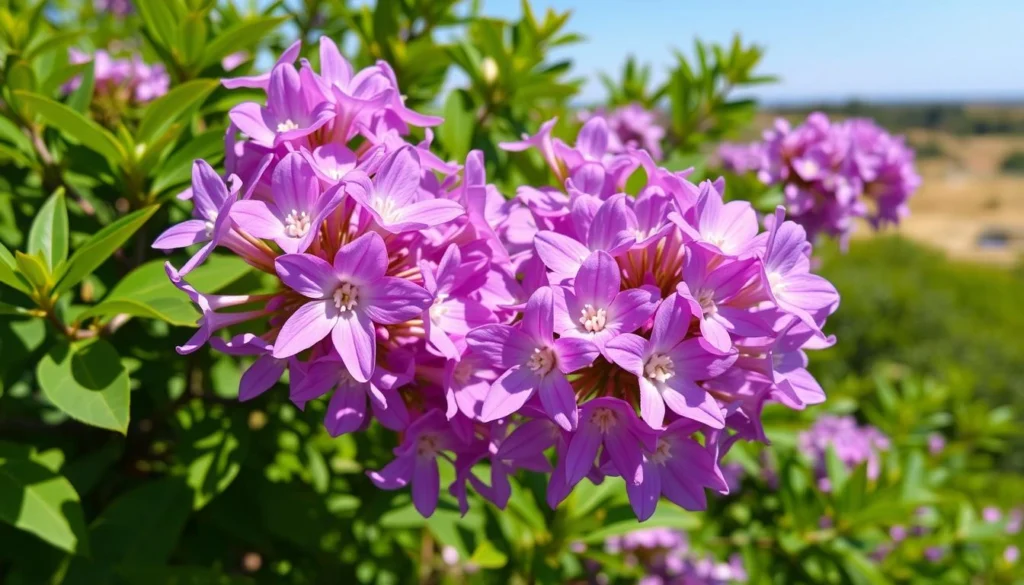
[763,101,1024,135]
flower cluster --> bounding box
[159,36,839,520]
[581,103,667,160]
[587,528,747,584]
[797,414,889,491]
[718,112,920,243]
[66,48,169,106]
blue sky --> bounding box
[481,0,1024,103]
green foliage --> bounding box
[0,1,1018,584]
[999,150,1024,174]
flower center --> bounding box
[696,288,718,317]
[590,407,618,433]
[429,293,449,325]
[644,353,674,383]
[649,438,673,464]
[333,282,360,312]
[526,347,556,376]
[416,433,441,457]
[373,196,400,223]
[578,304,608,333]
[326,167,346,181]
[767,271,785,292]
[203,211,218,237]
[284,209,312,238]
[276,119,300,133]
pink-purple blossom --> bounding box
[66,48,168,104]
[798,414,889,491]
[719,112,920,244]
[160,36,840,521]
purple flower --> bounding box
[467,287,599,430]
[231,152,344,254]
[798,415,889,490]
[368,410,462,517]
[564,397,658,489]
[554,250,660,359]
[229,63,334,148]
[291,354,409,434]
[345,146,465,233]
[605,294,736,429]
[271,232,432,380]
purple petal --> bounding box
[575,250,620,308]
[626,458,661,521]
[565,425,602,487]
[273,300,338,358]
[577,117,609,160]
[228,102,275,147]
[604,428,644,486]
[412,457,440,517]
[662,378,725,429]
[638,378,666,429]
[152,220,208,250]
[191,159,230,218]
[607,286,660,334]
[587,194,636,255]
[603,333,648,376]
[231,199,283,240]
[534,231,590,276]
[370,383,410,431]
[333,232,387,284]
[480,365,538,422]
[699,317,733,352]
[553,337,599,373]
[497,419,559,461]
[364,277,432,325]
[318,36,353,87]
[331,310,377,383]
[391,198,465,231]
[466,325,535,369]
[239,355,285,401]
[650,293,692,353]
[661,461,708,510]
[375,146,421,207]
[324,384,367,436]
[275,253,336,298]
[538,374,578,431]
[522,287,555,345]
[368,452,415,489]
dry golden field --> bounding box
[878,131,1024,264]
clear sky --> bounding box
[481,0,1024,104]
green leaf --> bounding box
[13,91,125,163]
[54,205,158,296]
[824,446,850,495]
[0,456,89,554]
[27,188,68,272]
[14,251,50,292]
[179,12,208,67]
[175,402,248,509]
[136,79,219,147]
[440,89,473,160]
[469,541,508,569]
[0,301,34,316]
[78,255,253,326]
[151,128,225,193]
[36,340,130,434]
[135,0,181,50]
[67,61,95,115]
[0,242,32,295]
[198,16,288,71]
[61,478,193,585]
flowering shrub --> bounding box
[719,113,921,243]
[0,1,1017,584]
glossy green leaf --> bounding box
[469,541,508,569]
[117,566,256,585]
[54,205,158,296]
[13,91,125,163]
[134,0,182,49]
[150,128,226,193]
[0,456,89,554]
[0,242,32,295]
[175,403,248,509]
[36,340,130,434]
[198,16,288,71]
[14,251,50,292]
[78,255,252,326]
[136,79,219,146]
[27,189,68,272]
[440,89,473,160]
[66,61,95,115]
